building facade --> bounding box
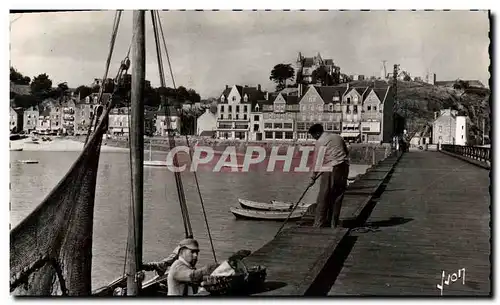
[23,106,38,133]
[215,84,265,140]
[196,107,217,136]
[432,109,458,145]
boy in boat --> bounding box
[308,123,350,228]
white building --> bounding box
[196,107,217,136]
[455,116,470,146]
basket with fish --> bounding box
[200,250,266,295]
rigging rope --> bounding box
[155,10,217,263]
[274,173,323,238]
[84,10,122,145]
[151,10,193,238]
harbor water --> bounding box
[10,150,371,289]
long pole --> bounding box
[126,10,145,296]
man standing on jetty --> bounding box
[308,124,350,228]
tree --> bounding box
[403,74,412,82]
[10,67,30,85]
[13,94,38,109]
[56,82,69,100]
[30,73,53,99]
[270,63,295,91]
[311,66,333,86]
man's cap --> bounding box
[178,238,200,252]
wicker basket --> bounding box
[201,265,267,295]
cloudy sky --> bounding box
[9,10,490,98]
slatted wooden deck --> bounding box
[241,153,401,295]
[327,151,491,296]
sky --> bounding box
[9,10,490,98]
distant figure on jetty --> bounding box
[308,124,350,228]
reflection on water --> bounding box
[10,150,370,289]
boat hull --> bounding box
[144,160,170,167]
[230,207,305,221]
[238,198,311,212]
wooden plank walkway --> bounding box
[241,153,402,295]
[327,151,491,296]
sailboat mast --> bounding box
[126,10,145,296]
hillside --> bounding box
[351,79,491,144]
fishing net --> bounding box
[10,105,109,296]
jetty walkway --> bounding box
[242,148,491,296]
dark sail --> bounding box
[10,105,109,296]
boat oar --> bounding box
[274,173,323,238]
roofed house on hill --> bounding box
[295,52,340,85]
[216,84,265,140]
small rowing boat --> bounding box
[238,198,312,212]
[10,148,23,152]
[230,207,306,221]
[18,160,39,164]
[143,160,171,167]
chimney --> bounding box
[258,84,261,91]
[265,92,269,100]
[298,83,302,97]
[225,85,228,90]
[433,73,437,85]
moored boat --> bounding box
[230,207,306,221]
[18,160,38,164]
[143,160,171,167]
[10,148,23,151]
[238,198,312,212]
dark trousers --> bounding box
[313,162,349,228]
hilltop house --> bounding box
[432,109,470,146]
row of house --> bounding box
[9,92,184,136]
[199,82,396,143]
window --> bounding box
[236,114,240,119]
[228,105,232,112]
[236,105,240,112]
[362,127,370,131]
[265,131,273,139]
[461,135,464,139]
[232,96,236,102]
[244,105,248,112]
[462,126,464,130]
[254,124,259,131]
[367,106,371,111]
[353,105,358,114]
[220,105,224,111]
[228,114,232,119]
[325,123,333,130]
[283,123,293,129]
[347,97,351,104]
[285,132,293,139]
[308,97,315,103]
[254,115,259,121]
[439,126,442,132]
[243,114,247,120]
[264,123,273,129]
[328,104,333,111]
[244,95,248,102]
[220,114,224,119]
[274,123,283,129]
[373,106,377,111]
[297,122,306,130]
[255,104,260,111]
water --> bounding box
[10,150,370,289]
